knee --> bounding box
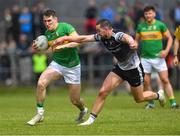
[37,80,47,91]
[70,98,80,106]
[98,87,109,99]
[161,78,169,85]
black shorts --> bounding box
[112,63,144,87]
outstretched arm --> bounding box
[54,34,95,45]
[54,42,80,50]
[53,34,95,50]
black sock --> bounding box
[90,112,97,119]
[156,92,159,100]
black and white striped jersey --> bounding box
[94,31,140,70]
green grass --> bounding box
[0,86,180,135]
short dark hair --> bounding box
[96,19,112,29]
[143,6,156,13]
[43,9,56,17]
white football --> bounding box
[34,35,48,50]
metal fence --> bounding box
[0,48,114,86]
[0,49,180,90]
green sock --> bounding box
[169,98,176,106]
[37,103,43,108]
[37,103,44,115]
[148,100,155,105]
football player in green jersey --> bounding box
[135,6,179,109]
[27,9,88,126]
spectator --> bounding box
[11,5,20,44]
[16,34,32,84]
[113,14,126,31]
[3,8,13,42]
[155,3,163,20]
[31,2,46,39]
[6,35,17,85]
[19,7,33,42]
[117,0,127,17]
[84,0,98,34]
[132,0,144,28]
[100,2,115,22]
[32,52,48,83]
[170,1,180,29]
[0,41,11,84]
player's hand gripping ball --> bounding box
[34,35,48,50]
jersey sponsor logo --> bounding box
[141,25,157,31]
[140,31,162,40]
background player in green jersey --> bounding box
[135,6,179,109]
[27,9,87,126]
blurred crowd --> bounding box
[82,0,176,54]
[0,1,46,85]
[0,0,179,89]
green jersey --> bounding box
[136,20,167,58]
[45,22,80,68]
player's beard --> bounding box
[146,18,154,24]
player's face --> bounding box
[43,15,58,31]
[96,26,113,39]
[144,10,156,23]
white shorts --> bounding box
[141,58,167,74]
[48,61,81,84]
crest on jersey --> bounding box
[153,25,156,30]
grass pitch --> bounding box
[0,86,180,135]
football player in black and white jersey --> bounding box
[52,19,166,126]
